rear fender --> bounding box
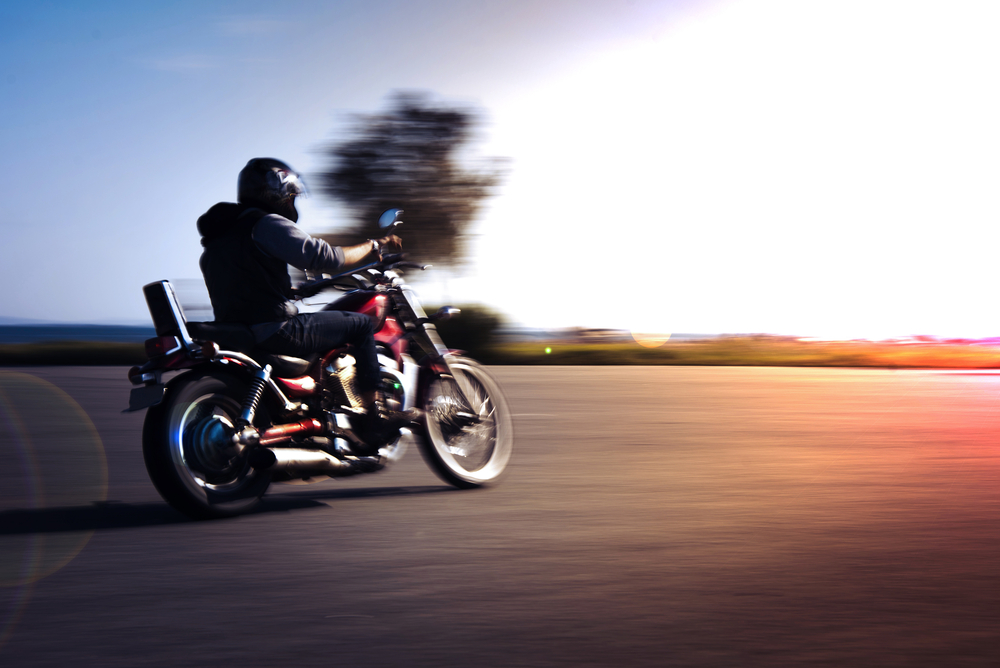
[125,383,167,413]
[124,353,201,413]
[125,359,260,413]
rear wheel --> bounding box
[142,372,271,519]
[420,357,513,488]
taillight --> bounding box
[145,336,181,358]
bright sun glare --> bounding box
[476,0,1000,338]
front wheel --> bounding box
[420,357,513,488]
[142,372,272,519]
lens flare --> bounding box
[631,332,672,348]
[0,372,107,648]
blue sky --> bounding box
[1,0,698,323]
[4,1,1000,338]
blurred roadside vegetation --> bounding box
[3,332,1000,368]
[427,304,504,360]
[0,342,145,366]
[482,337,1000,368]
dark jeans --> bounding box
[258,311,379,392]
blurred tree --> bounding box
[429,303,505,361]
[317,92,504,267]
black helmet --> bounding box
[237,157,306,221]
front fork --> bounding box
[415,329,482,427]
[394,288,478,415]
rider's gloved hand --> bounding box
[369,235,402,260]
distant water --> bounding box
[0,325,156,344]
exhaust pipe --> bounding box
[258,418,324,446]
[268,447,364,476]
[249,419,411,477]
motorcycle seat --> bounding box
[187,321,256,351]
[250,352,315,378]
[187,322,314,378]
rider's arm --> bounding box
[341,241,380,267]
[253,214,403,271]
[341,235,404,265]
[251,214,347,273]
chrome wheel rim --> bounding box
[425,361,512,483]
[170,393,258,494]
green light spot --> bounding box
[545,347,552,354]
[393,383,401,389]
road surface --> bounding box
[1,366,998,666]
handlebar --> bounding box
[291,254,430,299]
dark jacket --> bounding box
[197,202,297,325]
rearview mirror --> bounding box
[431,306,461,321]
[378,208,404,230]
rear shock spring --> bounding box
[240,364,272,425]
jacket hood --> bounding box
[197,202,262,246]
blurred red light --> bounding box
[145,336,180,358]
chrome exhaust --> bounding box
[262,427,414,478]
[268,447,362,476]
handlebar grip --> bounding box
[291,287,312,299]
[293,279,335,298]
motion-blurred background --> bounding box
[4,0,1000,340]
[6,6,1000,665]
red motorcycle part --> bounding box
[375,316,407,360]
[276,375,317,397]
[257,418,324,447]
[145,335,182,357]
[323,291,387,332]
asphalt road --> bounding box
[1,365,999,667]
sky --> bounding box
[3,0,1000,339]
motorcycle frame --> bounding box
[129,265,466,452]
[134,297,396,401]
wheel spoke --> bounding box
[435,375,496,470]
[422,358,512,486]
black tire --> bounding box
[142,371,272,519]
[419,357,513,488]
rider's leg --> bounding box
[258,312,416,448]
[258,311,379,387]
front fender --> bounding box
[414,351,470,410]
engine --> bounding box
[323,351,409,414]
[323,354,364,410]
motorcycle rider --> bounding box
[197,157,417,453]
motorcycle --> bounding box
[125,209,513,519]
